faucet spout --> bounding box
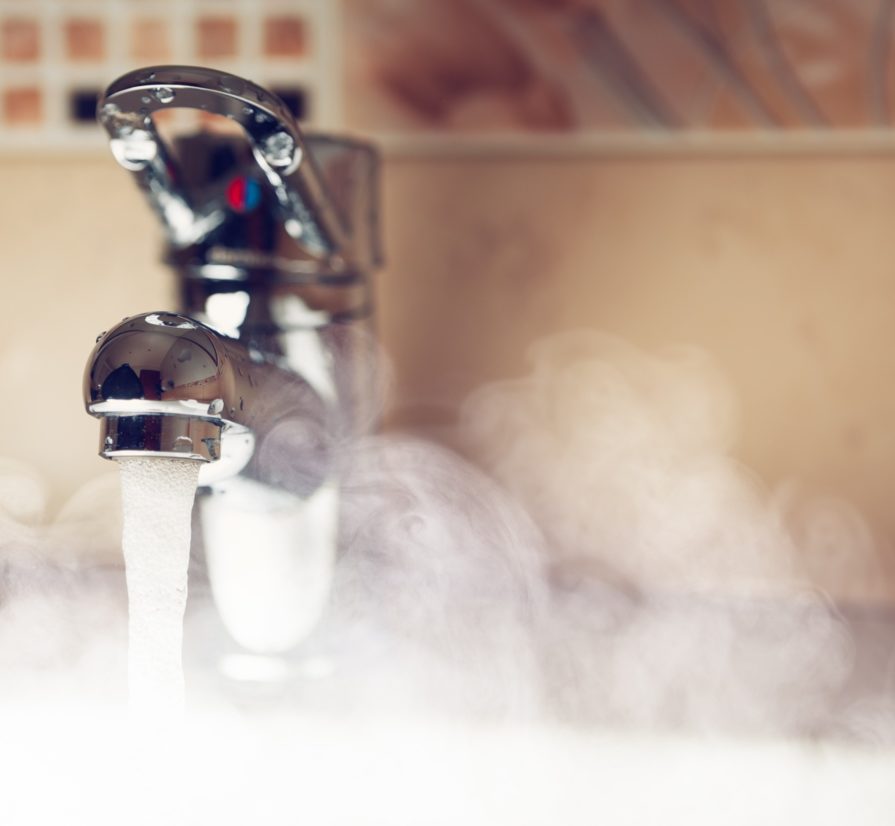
[84,311,330,492]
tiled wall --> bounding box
[0,0,339,148]
[6,0,895,146]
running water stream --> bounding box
[118,457,200,715]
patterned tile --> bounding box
[0,0,330,149]
[196,15,237,60]
[1,17,39,63]
[129,17,171,62]
[3,87,41,125]
[64,18,104,62]
[263,15,308,58]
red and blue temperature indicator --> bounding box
[226,176,262,214]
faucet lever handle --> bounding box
[98,65,351,263]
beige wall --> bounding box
[0,157,169,507]
[3,147,895,598]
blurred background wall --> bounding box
[3,0,895,601]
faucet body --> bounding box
[85,67,381,655]
[99,66,381,438]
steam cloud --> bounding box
[457,331,871,734]
[1,329,894,823]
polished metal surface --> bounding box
[98,414,223,463]
[84,311,329,492]
[87,66,382,654]
[99,65,350,261]
[89,65,383,471]
[96,64,381,438]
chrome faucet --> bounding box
[83,66,382,656]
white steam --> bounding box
[0,460,125,707]
[321,435,548,719]
[462,331,784,589]
[459,331,866,733]
[0,329,894,823]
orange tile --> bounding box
[130,17,170,62]
[263,15,308,58]
[3,87,42,125]
[1,18,40,62]
[64,18,104,61]
[196,15,237,59]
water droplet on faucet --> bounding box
[155,87,175,104]
[217,76,246,95]
[110,128,158,169]
[145,313,197,329]
[261,131,295,168]
[101,103,142,136]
